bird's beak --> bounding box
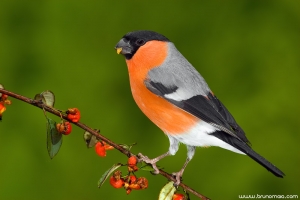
[115,38,132,55]
[116,48,122,54]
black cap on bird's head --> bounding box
[115,30,170,59]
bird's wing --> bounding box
[145,74,249,144]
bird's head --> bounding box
[115,30,169,60]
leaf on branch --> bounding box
[158,181,176,200]
[46,117,62,159]
[83,130,99,148]
[118,143,137,151]
[35,90,55,107]
[98,163,123,189]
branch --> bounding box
[0,88,210,200]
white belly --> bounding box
[168,120,245,154]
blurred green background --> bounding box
[0,0,299,199]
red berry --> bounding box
[95,142,106,157]
[0,103,6,120]
[56,121,72,135]
[136,177,148,189]
[173,193,186,200]
[63,121,72,135]
[67,108,81,122]
[94,141,114,157]
[0,103,6,114]
[109,176,124,189]
[126,188,132,195]
[129,175,137,183]
[128,183,141,190]
[1,94,8,100]
[128,156,137,167]
[127,177,148,190]
[56,123,64,133]
[128,165,139,172]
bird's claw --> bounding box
[137,153,160,174]
[172,172,183,186]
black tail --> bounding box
[212,131,285,177]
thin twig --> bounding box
[0,88,210,200]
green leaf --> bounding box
[83,130,99,148]
[46,118,62,159]
[35,90,55,107]
[41,90,55,107]
[34,93,45,102]
[98,163,122,189]
[158,181,176,200]
[140,164,155,172]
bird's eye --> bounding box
[135,39,145,46]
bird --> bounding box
[115,30,285,185]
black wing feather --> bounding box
[145,79,178,96]
[207,93,249,143]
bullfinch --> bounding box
[115,30,284,185]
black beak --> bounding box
[115,38,133,55]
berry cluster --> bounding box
[55,107,81,136]
[109,156,148,194]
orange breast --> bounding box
[126,41,198,134]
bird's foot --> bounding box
[172,171,183,186]
[137,153,160,174]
